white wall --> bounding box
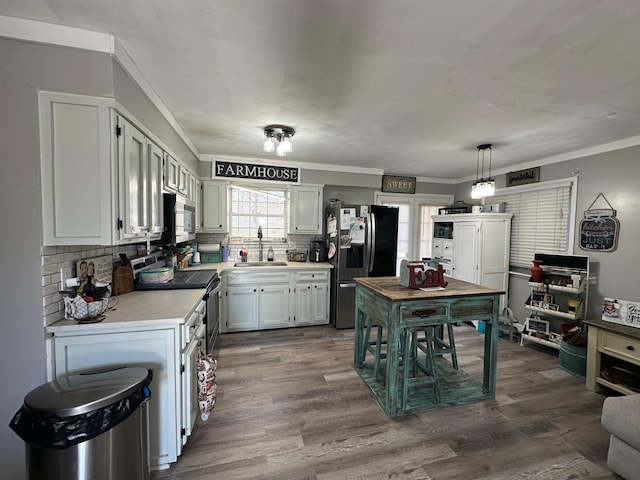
[0,37,114,479]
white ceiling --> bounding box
[3,0,640,181]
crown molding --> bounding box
[456,135,640,184]
[0,15,200,160]
[0,15,113,52]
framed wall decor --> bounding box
[382,175,416,194]
[579,193,620,252]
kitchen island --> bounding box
[354,276,503,418]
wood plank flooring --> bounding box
[152,324,621,480]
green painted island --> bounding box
[354,276,504,418]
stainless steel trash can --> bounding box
[11,367,152,480]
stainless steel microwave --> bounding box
[162,193,196,244]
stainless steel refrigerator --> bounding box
[325,202,399,328]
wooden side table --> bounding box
[584,318,640,395]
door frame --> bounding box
[374,192,453,264]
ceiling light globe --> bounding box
[276,141,288,156]
[263,136,275,153]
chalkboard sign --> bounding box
[579,200,620,252]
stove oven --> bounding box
[132,253,220,355]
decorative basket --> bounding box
[63,294,110,321]
[286,250,308,262]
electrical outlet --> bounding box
[60,267,74,288]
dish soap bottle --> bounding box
[267,246,274,262]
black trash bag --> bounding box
[9,369,152,449]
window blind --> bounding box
[492,183,572,268]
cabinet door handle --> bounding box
[412,309,436,318]
[627,345,635,351]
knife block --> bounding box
[112,262,134,295]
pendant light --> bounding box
[471,143,495,199]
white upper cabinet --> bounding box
[202,180,228,232]
[40,91,177,245]
[147,141,165,236]
[177,165,188,196]
[289,185,323,234]
[194,179,203,232]
[115,115,165,242]
[40,92,116,245]
[164,153,180,193]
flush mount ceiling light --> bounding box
[263,125,295,157]
[471,143,496,200]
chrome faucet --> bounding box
[257,226,263,261]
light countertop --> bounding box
[47,261,333,334]
[46,288,206,334]
[186,261,333,272]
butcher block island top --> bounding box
[354,276,504,301]
[354,276,504,418]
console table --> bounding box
[354,276,503,417]
[585,318,640,395]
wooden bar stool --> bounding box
[401,327,440,410]
[415,323,458,371]
[359,316,387,379]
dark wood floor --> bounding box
[152,324,621,480]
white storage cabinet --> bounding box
[432,213,512,310]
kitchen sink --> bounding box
[233,261,288,267]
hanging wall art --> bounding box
[579,193,620,252]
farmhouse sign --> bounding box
[579,193,620,252]
[382,175,416,194]
[215,160,299,183]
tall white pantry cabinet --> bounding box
[431,213,512,311]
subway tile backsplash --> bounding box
[41,244,137,327]
[195,233,323,263]
[41,234,324,326]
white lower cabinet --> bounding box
[221,268,331,332]
[293,271,329,326]
[50,326,182,469]
[223,271,290,332]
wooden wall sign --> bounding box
[506,166,540,187]
[579,193,620,252]
[215,160,299,182]
[382,175,416,194]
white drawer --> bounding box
[225,271,290,285]
[296,271,328,283]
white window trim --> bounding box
[228,182,290,242]
[493,176,579,264]
[375,192,454,207]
